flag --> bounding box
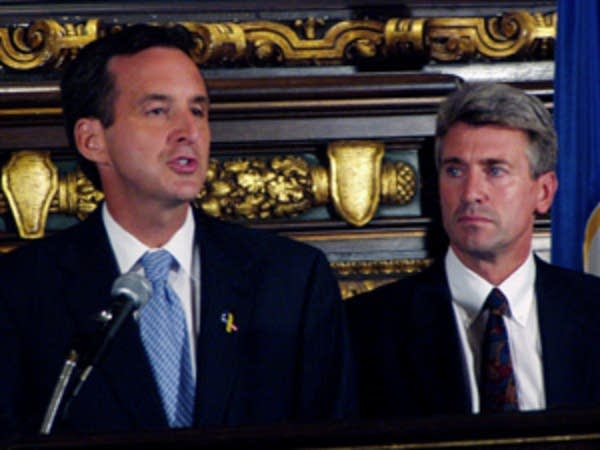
[551,0,600,273]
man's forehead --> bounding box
[107,46,202,79]
[441,154,511,164]
[136,92,209,105]
[107,51,208,100]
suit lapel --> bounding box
[408,263,472,414]
[59,209,167,428]
[535,258,586,407]
[194,212,257,425]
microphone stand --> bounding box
[38,272,152,435]
[39,310,111,435]
[39,350,79,435]
[38,309,109,435]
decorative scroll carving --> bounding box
[386,11,556,62]
[239,19,384,65]
[183,22,247,65]
[0,19,98,70]
[0,12,556,71]
[0,146,416,238]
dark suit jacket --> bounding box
[0,207,356,437]
[346,256,600,419]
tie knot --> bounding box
[141,249,175,286]
[484,288,509,316]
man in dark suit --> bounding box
[0,24,355,437]
[347,83,600,418]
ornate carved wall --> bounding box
[0,1,556,297]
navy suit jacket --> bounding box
[346,256,600,418]
[0,207,356,437]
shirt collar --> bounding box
[102,203,196,277]
[446,247,536,328]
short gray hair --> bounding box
[435,83,557,178]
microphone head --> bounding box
[111,272,152,310]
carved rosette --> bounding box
[0,146,417,238]
[0,12,556,71]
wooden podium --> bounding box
[4,408,600,449]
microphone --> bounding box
[74,272,153,393]
[40,272,152,435]
[96,271,153,352]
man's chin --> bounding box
[453,238,498,261]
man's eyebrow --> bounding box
[190,95,209,105]
[137,94,209,106]
[441,157,509,165]
[137,93,170,105]
[441,156,464,165]
[480,158,510,166]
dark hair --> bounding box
[60,23,197,189]
[435,83,557,178]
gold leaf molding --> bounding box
[333,258,433,299]
[0,11,556,71]
[0,142,417,238]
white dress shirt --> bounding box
[102,204,200,375]
[446,247,545,413]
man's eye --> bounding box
[488,166,505,176]
[191,107,205,117]
[147,107,167,116]
[445,166,462,177]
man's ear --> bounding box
[74,118,108,164]
[535,171,558,215]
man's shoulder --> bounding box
[345,261,446,314]
[3,217,94,261]
[195,210,324,262]
[536,257,600,291]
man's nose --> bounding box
[171,110,202,143]
[462,171,485,203]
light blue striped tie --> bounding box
[139,250,195,427]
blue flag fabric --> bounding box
[551,1,600,273]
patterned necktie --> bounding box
[139,250,195,427]
[479,288,519,413]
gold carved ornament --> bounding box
[333,258,433,299]
[0,143,416,238]
[184,18,383,66]
[427,11,556,61]
[0,19,99,70]
[0,152,103,239]
[0,12,555,71]
[1,151,57,239]
[385,11,556,62]
[197,141,416,226]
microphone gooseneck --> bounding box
[40,272,152,435]
[73,272,153,394]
